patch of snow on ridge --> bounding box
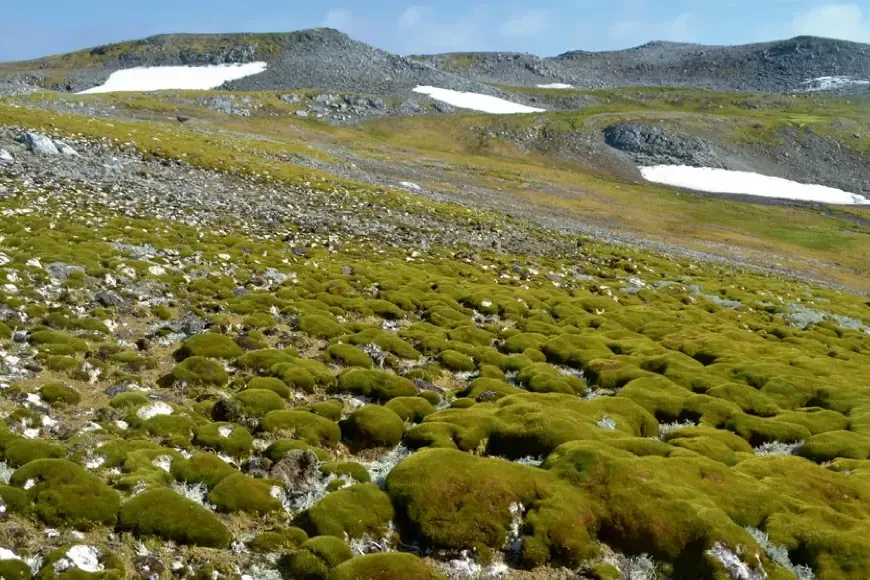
[412,86,545,114]
[537,83,573,89]
[79,62,268,94]
[803,76,870,92]
[639,166,870,205]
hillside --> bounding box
[0,29,502,96]
[416,36,870,93]
[0,26,868,580]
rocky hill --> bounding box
[417,36,870,93]
[4,30,870,96]
[0,29,501,96]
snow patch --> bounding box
[218,425,233,438]
[536,83,573,89]
[412,86,545,114]
[136,401,173,420]
[79,62,268,94]
[639,165,870,205]
[0,548,19,560]
[802,76,870,92]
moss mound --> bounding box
[171,356,229,386]
[341,405,404,451]
[177,332,243,359]
[320,461,370,483]
[279,536,353,580]
[170,452,237,488]
[385,397,435,423]
[119,488,231,548]
[194,422,254,457]
[265,439,331,462]
[310,400,344,421]
[5,439,66,467]
[246,377,292,399]
[0,560,31,580]
[324,343,373,368]
[249,527,309,553]
[38,383,81,406]
[10,459,120,528]
[261,410,341,447]
[209,473,282,514]
[334,369,416,401]
[232,389,285,416]
[299,483,394,539]
[327,553,446,580]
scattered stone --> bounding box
[269,450,319,490]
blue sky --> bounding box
[2,1,869,61]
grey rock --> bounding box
[0,149,13,164]
[280,94,301,104]
[46,262,85,282]
[414,378,439,392]
[603,122,723,168]
[269,450,320,490]
[135,555,164,580]
[54,140,79,156]
[434,101,454,114]
[368,98,385,109]
[19,132,59,155]
[104,384,131,397]
[295,110,309,118]
[399,100,423,115]
[94,290,125,307]
[176,115,190,123]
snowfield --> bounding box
[803,76,870,92]
[639,165,870,205]
[537,83,573,89]
[78,62,268,94]
[412,86,544,114]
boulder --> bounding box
[269,449,320,490]
[0,149,13,164]
[18,132,59,155]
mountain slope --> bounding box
[0,29,499,96]
[416,36,870,93]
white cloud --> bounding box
[609,12,697,45]
[322,8,354,32]
[395,5,490,54]
[498,9,551,38]
[791,4,870,42]
[398,6,425,30]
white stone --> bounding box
[136,401,173,420]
